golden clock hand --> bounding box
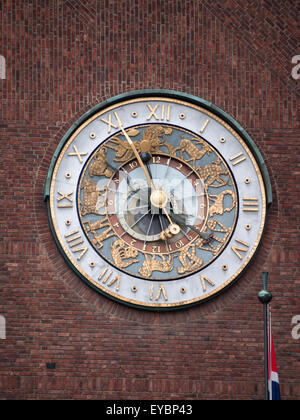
[170,213,212,240]
[114,112,154,190]
[162,204,176,227]
[149,188,177,227]
[114,112,179,232]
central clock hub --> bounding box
[112,155,206,245]
[150,189,168,209]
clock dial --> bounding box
[46,92,269,310]
[77,124,237,281]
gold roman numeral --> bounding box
[199,118,210,133]
[231,239,250,260]
[101,113,118,133]
[146,103,171,121]
[242,197,259,212]
[68,145,88,163]
[201,275,215,292]
[64,229,88,261]
[57,190,73,208]
[149,284,168,301]
[98,267,120,291]
[229,152,246,166]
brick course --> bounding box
[0,0,299,400]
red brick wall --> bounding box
[0,0,299,400]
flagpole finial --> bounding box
[258,272,272,304]
[258,289,272,304]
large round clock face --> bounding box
[47,92,268,310]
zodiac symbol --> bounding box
[111,239,139,269]
[175,137,212,166]
[80,177,107,216]
[138,125,175,155]
[106,125,175,162]
[195,219,231,256]
[88,147,114,178]
[106,127,140,162]
[139,254,173,278]
[83,216,115,250]
[208,190,236,217]
[177,244,203,274]
[197,157,229,188]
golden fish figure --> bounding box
[177,244,203,274]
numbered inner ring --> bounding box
[106,155,208,250]
[77,123,237,281]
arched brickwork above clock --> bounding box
[0,0,299,400]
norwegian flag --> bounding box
[268,308,281,400]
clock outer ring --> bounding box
[44,90,272,311]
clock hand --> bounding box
[106,161,137,191]
[114,112,155,190]
[114,112,179,231]
[107,150,176,241]
[167,189,209,237]
[170,213,212,241]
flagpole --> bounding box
[258,272,272,400]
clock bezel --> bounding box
[44,90,272,311]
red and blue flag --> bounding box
[268,309,281,400]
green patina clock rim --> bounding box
[43,89,272,206]
[43,89,273,311]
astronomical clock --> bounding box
[44,90,272,310]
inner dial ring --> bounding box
[106,154,208,254]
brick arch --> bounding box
[201,0,300,96]
[0,1,298,124]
